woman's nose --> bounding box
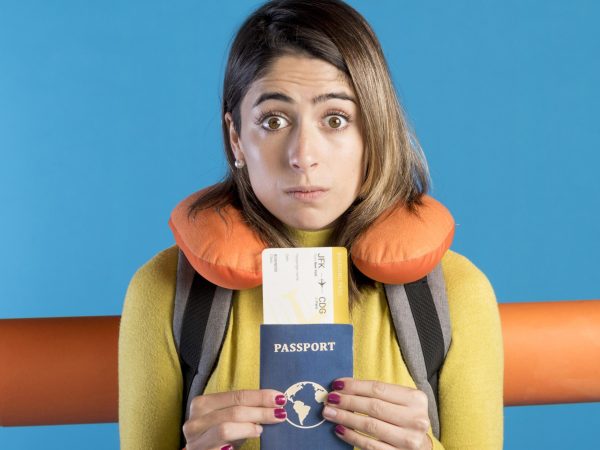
[288,123,319,172]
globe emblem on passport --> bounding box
[283,381,329,429]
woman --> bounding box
[119,1,503,449]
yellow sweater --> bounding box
[119,232,503,450]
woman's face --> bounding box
[225,54,364,231]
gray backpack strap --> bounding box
[183,285,233,419]
[384,263,451,440]
[173,249,233,447]
[173,249,196,352]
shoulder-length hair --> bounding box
[189,0,430,303]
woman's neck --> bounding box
[288,227,334,248]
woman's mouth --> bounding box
[285,186,328,201]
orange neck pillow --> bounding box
[169,187,455,289]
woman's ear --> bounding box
[224,112,244,162]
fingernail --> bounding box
[331,380,345,391]
[220,446,233,450]
[323,406,338,418]
[327,392,341,404]
[275,394,286,405]
[255,424,263,435]
[274,408,287,419]
[335,424,346,435]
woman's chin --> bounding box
[280,215,338,232]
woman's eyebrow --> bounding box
[253,91,356,107]
[313,92,356,105]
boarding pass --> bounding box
[262,247,349,324]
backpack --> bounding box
[172,249,452,446]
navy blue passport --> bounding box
[260,324,353,450]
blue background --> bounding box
[1,0,598,448]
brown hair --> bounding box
[189,0,430,303]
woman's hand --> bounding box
[183,389,288,450]
[322,378,433,450]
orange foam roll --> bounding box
[1,300,599,426]
[0,316,119,426]
[500,300,600,406]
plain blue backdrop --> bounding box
[1,0,598,448]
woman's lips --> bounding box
[285,187,328,201]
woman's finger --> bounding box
[323,405,426,449]
[326,391,430,430]
[188,389,285,418]
[185,405,288,438]
[331,423,398,450]
[334,423,431,450]
[332,378,428,409]
[185,421,262,450]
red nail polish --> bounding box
[275,394,286,405]
[220,446,233,450]
[335,424,346,435]
[327,392,341,404]
[331,380,345,391]
[274,408,287,419]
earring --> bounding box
[234,159,245,169]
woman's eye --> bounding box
[262,116,289,131]
[325,114,349,129]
